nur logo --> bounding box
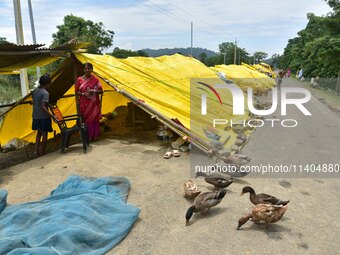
[198,82,312,116]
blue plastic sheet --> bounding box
[0,176,140,255]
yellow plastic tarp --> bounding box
[1,53,251,151]
[75,53,249,149]
[211,64,275,92]
[0,77,127,146]
[253,64,276,78]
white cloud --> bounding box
[0,0,332,55]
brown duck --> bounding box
[237,203,288,230]
[240,186,289,206]
[183,180,201,199]
[196,172,233,189]
[185,189,226,226]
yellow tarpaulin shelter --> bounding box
[75,53,249,150]
[210,64,275,93]
[253,63,276,78]
[0,52,252,152]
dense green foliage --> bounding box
[51,15,114,54]
[110,47,148,58]
[267,53,283,68]
[280,1,340,78]
[203,42,253,66]
[253,51,268,63]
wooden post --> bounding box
[71,54,81,115]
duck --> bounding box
[240,186,290,206]
[196,172,233,189]
[185,189,226,226]
[183,180,201,199]
[236,203,288,230]
[220,154,251,165]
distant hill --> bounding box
[141,47,217,58]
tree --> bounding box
[204,55,223,66]
[0,37,7,44]
[51,15,114,54]
[253,51,268,64]
[325,0,340,14]
[219,42,235,64]
[200,41,252,66]
[268,54,282,69]
[324,0,340,92]
[280,10,340,80]
[110,47,148,58]
[238,47,251,64]
[280,6,340,92]
[198,52,207,64]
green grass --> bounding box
[0,75,22,105]
[298,78,340,112]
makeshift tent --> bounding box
[210,64,275,93]
[74,53,249,150]
[0,58,126,147]
[253,63,276,78]
[259,62,273,71]
[0,47,253,152]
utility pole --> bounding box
[222,53,227,65]
[13,0,29,97]
[190,21,193,56]
[28,0,41,78]
[233,37,238,65]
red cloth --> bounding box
[75,75,103,140]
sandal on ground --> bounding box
[164,151,173,159]
[173,149,180,157]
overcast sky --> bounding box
[0,0,332,56]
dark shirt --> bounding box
[32,88,49,119]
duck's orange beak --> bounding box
[240,192,244,196]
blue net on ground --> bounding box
[0,176,140,255]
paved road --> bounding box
[114,78,340,255]
[1,78,339,255]
[115,79,340,255]
[243,78,340,174]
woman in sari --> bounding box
[75,62,103,141]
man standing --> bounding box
[32,74,58,155]
[298,69,304,80]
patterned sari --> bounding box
[75,75,102,141]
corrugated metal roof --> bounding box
[0,42,88,73]
[0,43,45,51]
[0,42,89,52]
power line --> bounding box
[159,0,230,36]
[135,0,241,51]
[135,0,216,36]
[135,0,188,25]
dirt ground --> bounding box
[0,78,339,255]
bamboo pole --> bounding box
[102,78,211,153]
